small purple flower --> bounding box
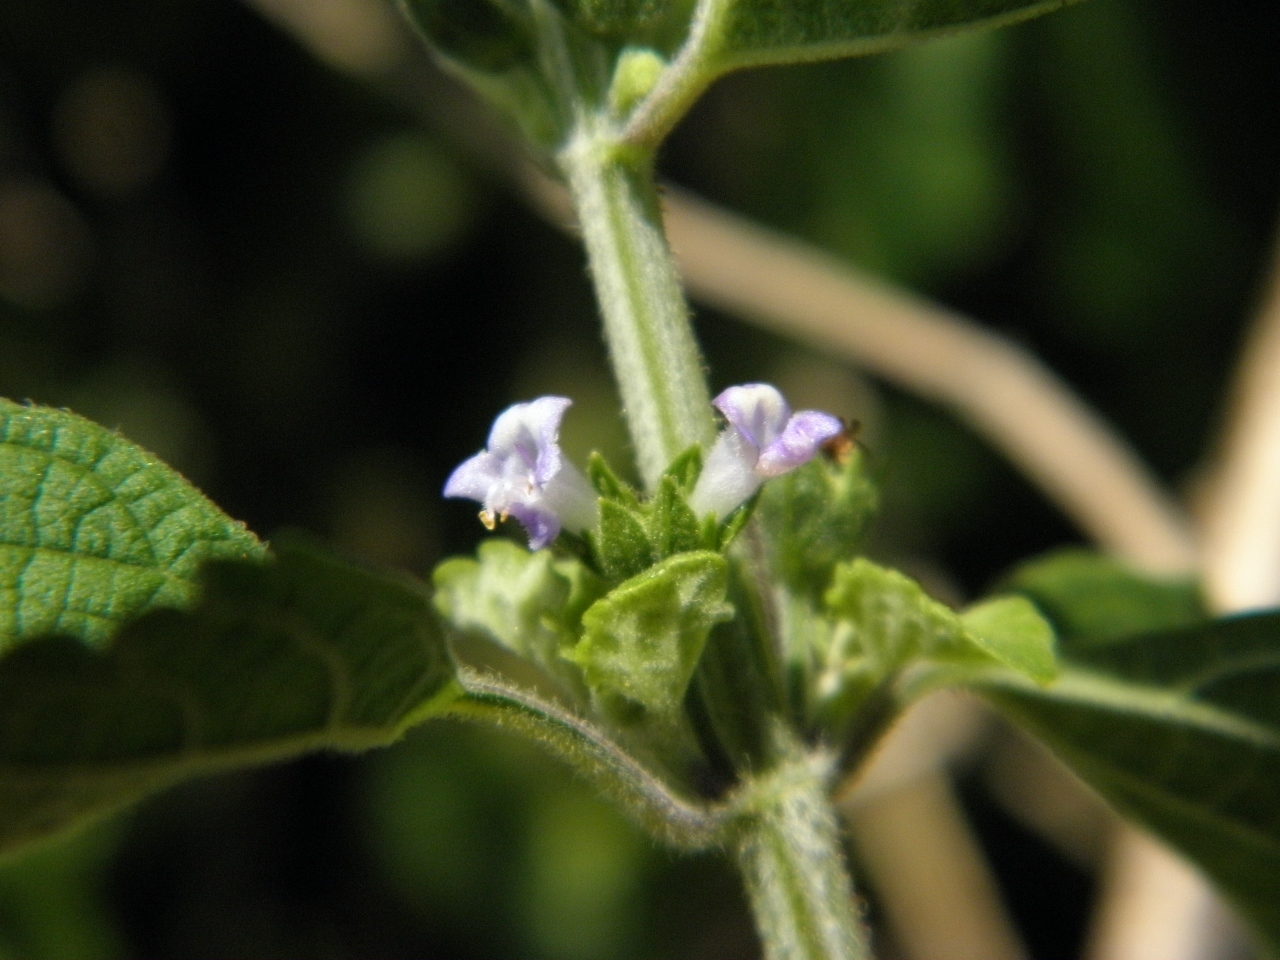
[444,397,598,550]
[689,384,842,519]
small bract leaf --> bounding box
[0,400,264,651]
[596,499,656,582]
[713,500,753,550]
[757,452,876,597]
[433,539,603,691]
[662,444,703,493]
[960,596,1057,684]
[823,559,965,671]
[588,452,639,507]
[0,538,459,854]
[568,551,732,715]
[650,476,702,558]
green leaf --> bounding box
[757,452,876,597]
[567,551,733,715]
[432,538,603,691]
[698,0,1084,74]
[959,596,1057,684]
[1003,548,1205,647]
[975,613,1280,952]
[0,538,459,855]
[595,499,656,582]
[621,0,1087,149]
[549,0,685,38]
[0,401,265,652]
[816,559,1056,727]
[588,451,640,507]
[662,444,703,492]
[587,452,717,582]
[398,0,536,71]
[649,476,702,557]
[396,0,562,147]
[823,558,963,672]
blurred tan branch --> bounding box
[838,693,1030,960]
[1200,234,1280,612]
[848,771,1027,960]
[248,0,408,76]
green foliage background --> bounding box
[1,0,1276,956]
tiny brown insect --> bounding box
[820,418,862,466]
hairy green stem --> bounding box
[731,747,873,960]
[557,88,864,960]
[559,127,715,490]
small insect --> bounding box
[820,417,863,466]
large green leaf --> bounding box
[696,0,1085,73]
[1,400,264,651]
[0,539,459,855]
[1003,547,1205,646]
[548,0,695,42]
[976,612,1280,953]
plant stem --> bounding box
[731,745,873,960]
[559,126,715,490]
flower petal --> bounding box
[713,384,791,450]
[542,460,599,535]
[688,428,762,519]
[528,396,571,487]
[486,396,572,484]
[507,501,562,550]
[756,411,843,478]
[443,451,504,502]
[446,396,582,549]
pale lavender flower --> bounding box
[444,396,598,549]
[689,384,842,519]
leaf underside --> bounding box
[980,610,1280,953]
[1003,547,1205,645]
[707,0,1086,73]
[0,539,457,856]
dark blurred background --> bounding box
[0,0,1276,956]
